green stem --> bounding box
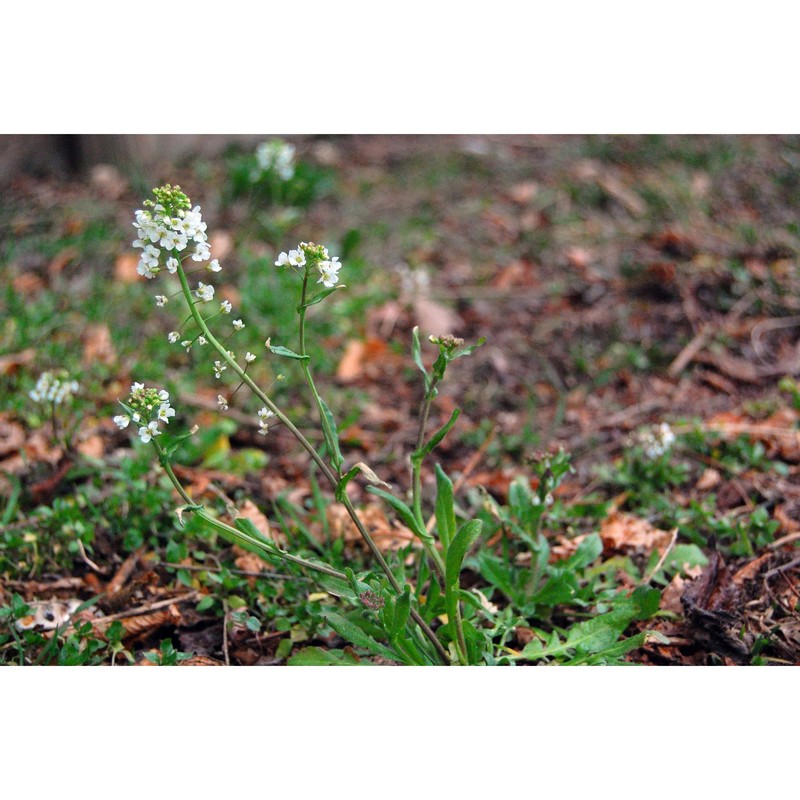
[175,259,449,664]
[298,271,341,476]
[410,379,446,583]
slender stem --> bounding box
[174,259,449,663]
[411,379,439,526]
[298,271,341,476]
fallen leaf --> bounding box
[599,511,673,554]
[77,434,105,459]
[0,348,35,376]
[0,417,25,457]
[82,323,116,366]
[210,231,234,261]
[336,339,366,382]
[696,468,722,491]
[413,297,462,337]
[114,253,140,283]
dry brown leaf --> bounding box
[0,348,35,376]
[210,231,234,261]
[76,434,105,459]
[82,323,116,366]
[413,297,462,337]
[599,511,673,554]
[0,417,25,458]
[696,468,722,492]
[114,253,140,283]
[508,181,539,204]
[326,503,419,552]
[12,273,45,295]
[48,247,77,278]
[336,339,366,382]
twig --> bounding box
[764,557,800,579]
[75,539,107,575]
[222,599,231,666]
[769,531,800,550]
[641,528,679,586]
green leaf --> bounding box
[233,516,275,548]
[318,397,344,472]
[451,337,486,360]
[564,533,603,570]
[411,326,430,391]
[391,586,412,640]
[445,520,483,591]
[299,285,345,309]
[444,520,483,646]
[288,646,364,666]
[412,408,461,463]
[267,344,310,361]
[196,595,216,613]
[366,487,431,543]
[323,612,397,660]
[434,464,456,551]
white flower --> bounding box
[256,406,274,435]
[182,340,193,351]
[166,257,179,274]
[256,140,295,181]
[245,352,256,363]
[155,295,168,307]
[131,382,145,394]
[157,403,175,423]
[138,421,161,443]
[158,390,169,401]
[160,228,188,252]
[275,248,306,268]
[220,300,232,314]
[191,241,211,262]
[113,414,130,429]
[317,258,342,288]
[214,361,226,379]
[233,319,245,330]
[168,331,179,344]
[195,282,215,302]
[137,244,161,279]
[208,259,222,272]
[217,395,228,411]
[198,336,207,345]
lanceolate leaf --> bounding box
[267,344,310,361]
[434,464,456,551]
[445,520,483,593]
[366,486,430,543]
[318,397,344,472]
[299,285,346,310]
[411,326,429,390]
[412,408,461,464]
[323,612,397,660]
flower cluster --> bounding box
[275,241,343,289]
[638,422,676,459]
[114,382,176,444]
[29,371,79,405]
[257,406,275,435]
[255,140,296,181]
[132,185,211,279]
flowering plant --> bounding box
[117,184,485,665]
